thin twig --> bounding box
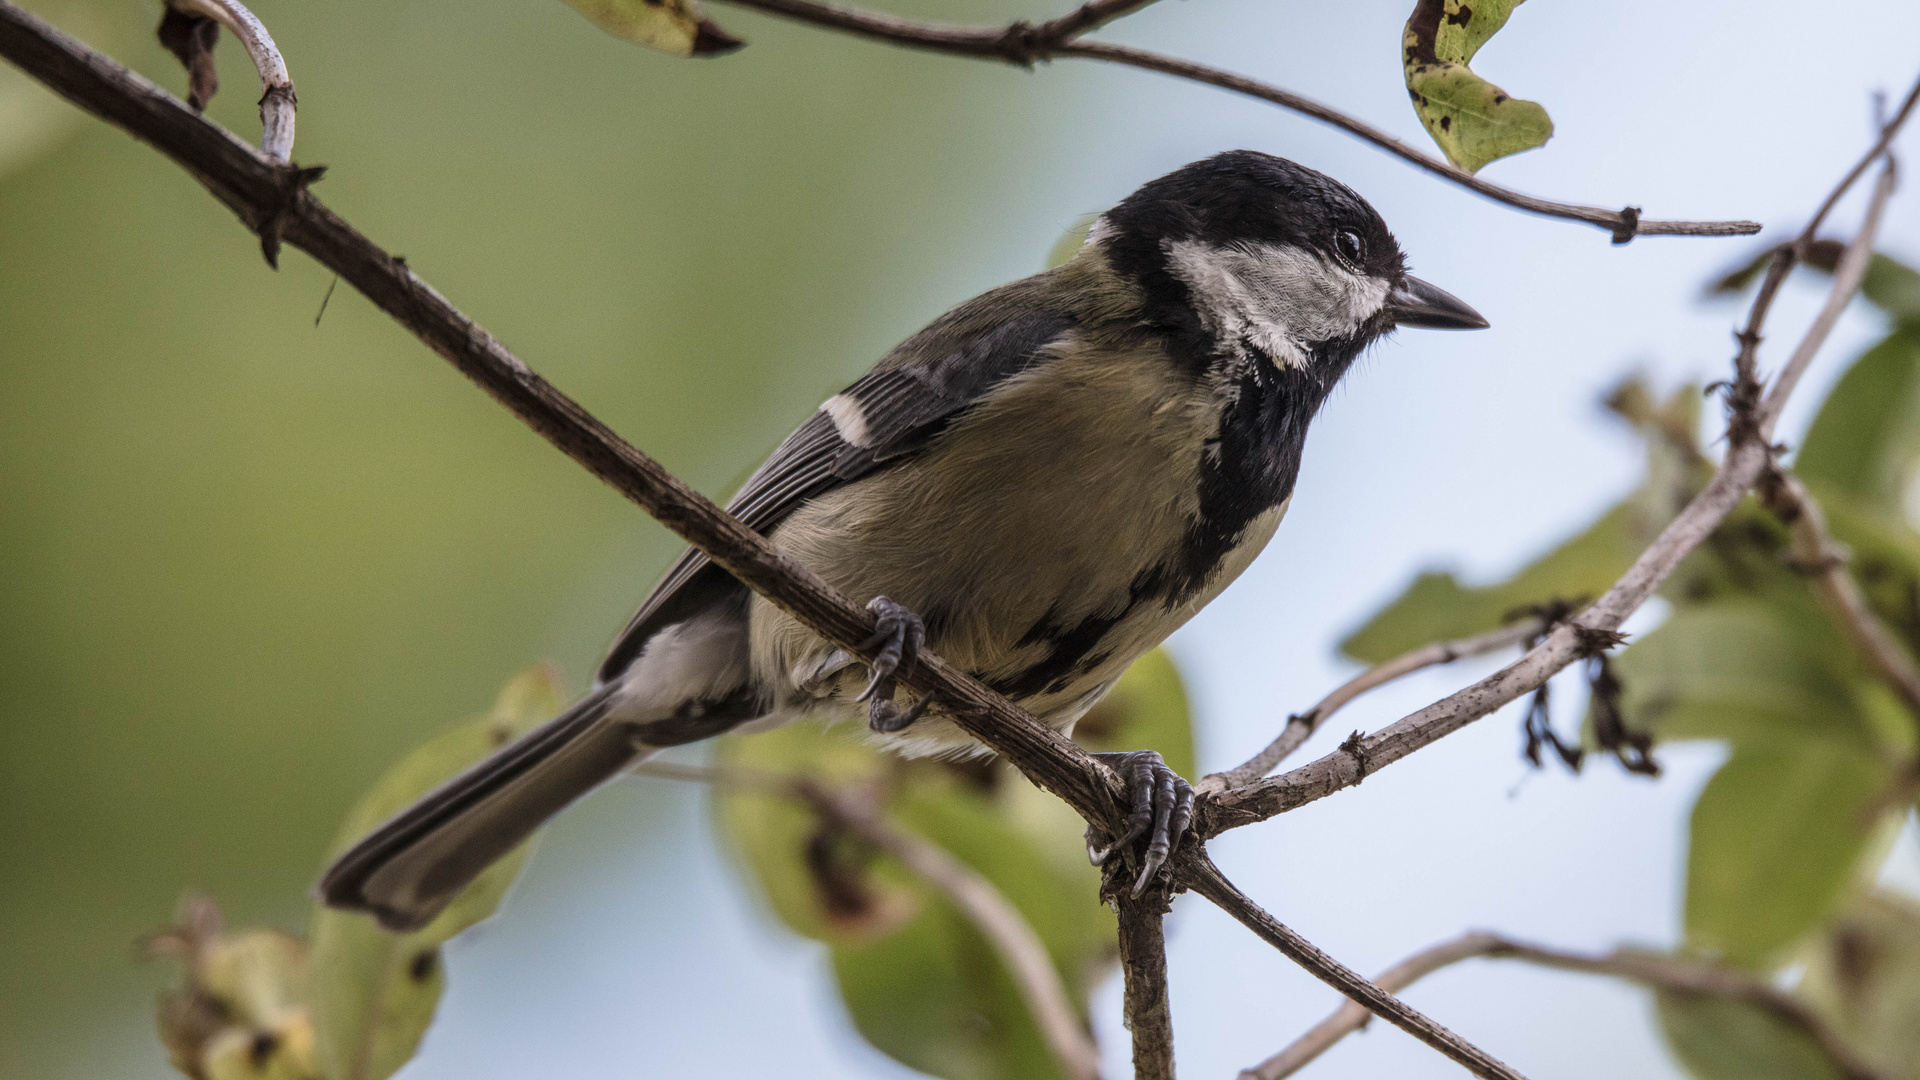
[1755,160,1899,436]
[1200,617,1546,794]
[1178,852,1529,1080]
[1241,933,1887,1080]
[639,762,1104,1080]
[0,0,1127,834]
[1206,88,1914,837]
[168,0,294,161]
[714,0,1758,242]
[1241,932,1506,1080]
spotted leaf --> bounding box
[1402,0,1553,172]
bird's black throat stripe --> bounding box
[991,330,1372,702]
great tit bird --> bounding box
[320,150,1487,931]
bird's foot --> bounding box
[1087,750,1196,897]
[855,596,928,733]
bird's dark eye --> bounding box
[1334,228,1366,267]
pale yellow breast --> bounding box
[750,338,1281,752]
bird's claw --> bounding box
[856,596,929,733]
[1086,750,1195,897]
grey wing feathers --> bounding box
[319,293,1076,931]
[598,306,1077,682]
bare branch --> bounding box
[1030,0,1163,40]
[166,0,294,161]
[1200,617,1546,794]
[0,0,1129,833]
[715,0,1759,242]
[1179,852,1529,1080]
[1205,101,1912,837]
[639,762,1104,1080]
[1051,41,1754,242]
[1241,933,1888,1080]
[1114,889,1175,1080]
[1755,160,1899,436]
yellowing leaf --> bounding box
[147,896,322,1080]
[1402,0,1552,172]
[1798,891,1920,1079]
[558,0,742,57]
[307,666,561,1080]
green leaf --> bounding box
[1608,600,1882,754]
[1864,254,1920,324]
[1656,987,1847,1080]
[556,0,742,57]
[307,666,561,1080]
[1797,329,1920,514]
[1798,890,1920,1080]
[1684,742,1884,970]
[1402,0,1552,172]
[713,649,1194,1080]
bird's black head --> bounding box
[1094,150,1485,373]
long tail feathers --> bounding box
[318,684,652,932]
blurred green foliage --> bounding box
[0,0,1085,1074]
[713,649,1194,1080]
[1344,253,1920,1077]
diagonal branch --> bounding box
[1241,932,1887,1080]
[639,762,1104,1080]
[0,0,1129,834]
[1178,851,1529,1080]
[1199,616,1546,794]
[714,0,1759,242]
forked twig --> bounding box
[1200,617,1547,794]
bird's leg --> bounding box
[1087,750,1196,897]
[854,596,929,733]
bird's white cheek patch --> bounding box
[1165,240,1389,369]
[820,393,872,447]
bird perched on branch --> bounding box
[320,150,1486,931]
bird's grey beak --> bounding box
[1386,276,1489,330]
